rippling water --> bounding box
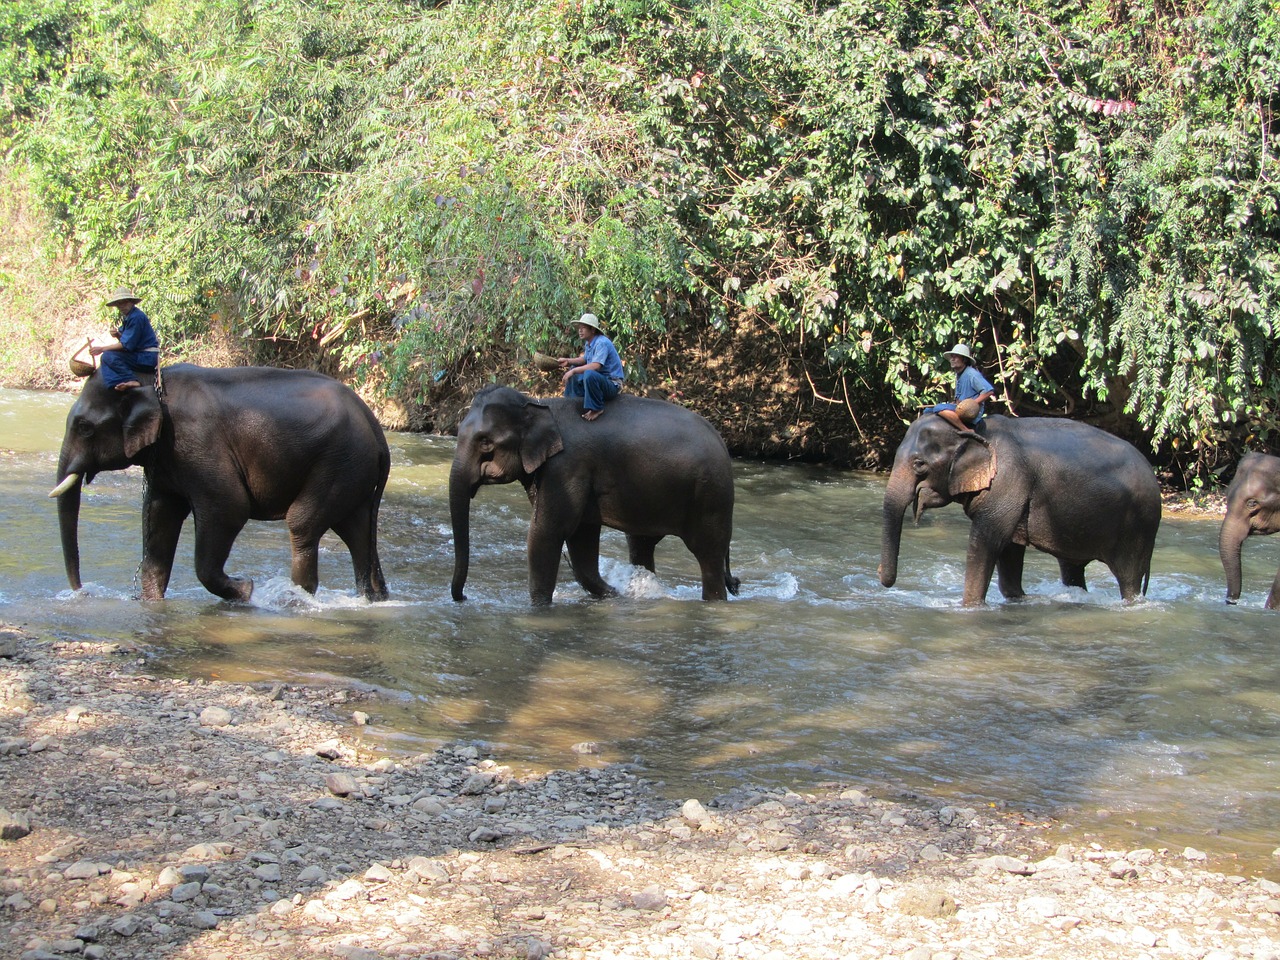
[3,385,1277,875]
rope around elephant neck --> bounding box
[132,471,148,600]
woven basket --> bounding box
[532,351,560,372]
[69,340,96,378]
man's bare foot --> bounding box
[582,409,603,421]
[114,380,141,391]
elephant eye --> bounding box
[75,419,94,439]
[911,456,928,474]
[1247,498,1259,509]
[477,437,494,453]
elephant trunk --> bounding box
[54,463,84,591]
[449,460,475,602]
[1219,514,1249,604]
[879,465,916,588]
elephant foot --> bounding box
[212,577,254,602]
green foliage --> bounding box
[0,0,74,144]
[1,0,1277,468]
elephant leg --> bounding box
[140,492,190,601]
[527,527,566,606]
[962,534,1000,606]
[193,511,253,601]
[627,534,660,572]
[996,544,1028,600]
[566,524,618,599]
[1059,559,1088,591]
[695,553,729,601]
[1265,568,1280,610]
[681,529,733,602]
[286,527,322,595]
[333,507,389,601]
[1108,545,1154,601]
[286,490,346,595]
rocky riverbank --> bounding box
[2,623,1278,960]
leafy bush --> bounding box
[2,0,1277,473]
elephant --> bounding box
[1219,452,1280,608]
[50,364,390,602]
[879,414,1161,606]
[449,384,738,604]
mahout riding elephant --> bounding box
[1219,452,1280,608]
[50,364,390,602]
[879,414,1161,606]
[449,384,738,604]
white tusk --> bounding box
[48,473,81,498]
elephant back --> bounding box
[553,394,728,455]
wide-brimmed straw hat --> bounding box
[573,313,605,335]
[943,343,974,362]
[105,286,141,306]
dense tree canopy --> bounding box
[2,0,1277,476]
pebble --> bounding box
[199,706,233,727]
[0,808,31,840]
[326,772,360,796]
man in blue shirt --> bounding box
[924,343,995,435]
[90,287,160,391]
[559,313,625,421]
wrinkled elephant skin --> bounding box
[51,365,390,602]
[880,415,1161,606]
[450,385,738,605]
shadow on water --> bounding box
[3,386,1279,874]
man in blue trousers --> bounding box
[559,313,625,421]
[90,287,160,391]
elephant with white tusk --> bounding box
[51,364,390,602]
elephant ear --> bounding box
[121,388,163,458]
[520,399,564,475]
[949,436,997,496]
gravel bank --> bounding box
[1,623,1278,960]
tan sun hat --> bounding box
[943,343,974,362]
[574,313,605,335]
[105,286,141,306]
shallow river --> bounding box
[3,386,1277,874]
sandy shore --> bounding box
[2,623,1278,960]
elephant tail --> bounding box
[725,549,740,597]
[362,448,391,601]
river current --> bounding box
[2,386,1277,874]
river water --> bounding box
[3,386,1277,874]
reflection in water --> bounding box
[2,386,1278,875]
